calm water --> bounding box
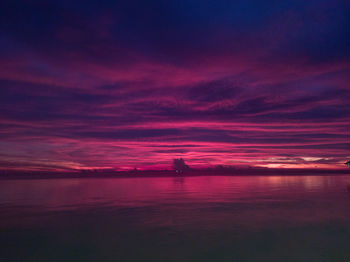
[1,175,350,262]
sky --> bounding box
[0,0,350,171]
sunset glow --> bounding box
[1,0,349,171]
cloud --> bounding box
[0,0,349,170]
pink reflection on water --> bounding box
[1,175,350,230]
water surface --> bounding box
[1,175,350,261]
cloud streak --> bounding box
[0,0,349,170]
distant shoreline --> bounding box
[0,168,349,180]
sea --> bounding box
[1,175,350,261]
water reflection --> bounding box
[1,175,350,261]
[1,175,349,221]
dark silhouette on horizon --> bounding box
[173,158,190,174]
